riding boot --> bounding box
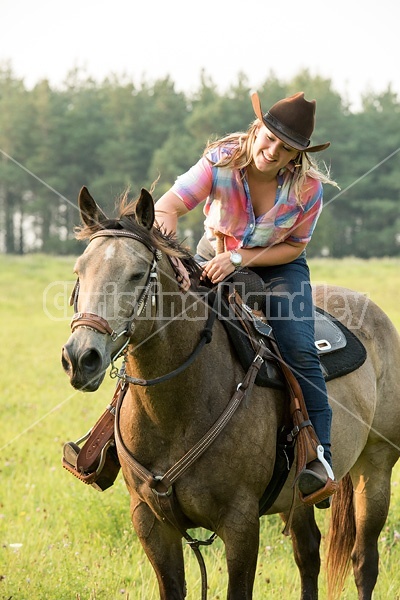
[303,402,336,506]
[298,430,335,509]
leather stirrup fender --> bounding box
[62,381,126,491]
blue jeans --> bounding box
[252,254,332,467]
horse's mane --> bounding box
[75,191,202,285]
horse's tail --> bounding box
[326,473,355,600]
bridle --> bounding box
[69,227,217,382]
[69,229,162,364]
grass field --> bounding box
[1,254,400,600]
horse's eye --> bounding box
[129,272,146,282]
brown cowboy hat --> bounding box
[251,91,330,152]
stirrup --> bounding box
[298,445,338,508]
[299,477,338,507]
[62,382,126,491]
[62,434,120,492]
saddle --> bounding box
[217,269,367,389]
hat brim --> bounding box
[251,92,330,153]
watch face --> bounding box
[230,252,242,266]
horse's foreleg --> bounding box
[220,514,260,600]
[131,500,186,600]
[285,505,321,600]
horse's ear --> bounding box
[78,186,107,227]
[135,188,155,230]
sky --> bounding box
[1,0,399,111]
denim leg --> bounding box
[253,258,332,466]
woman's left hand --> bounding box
[201,252,236,283]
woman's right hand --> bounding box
[201,252,236,284]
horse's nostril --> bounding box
[80,348,102,373]
[61,347,71,372]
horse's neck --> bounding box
[126,284,208,378]
[124,287,233,419]
[128,302,204,377]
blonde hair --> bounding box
[203,119,339,206]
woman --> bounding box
[154,91,339,508]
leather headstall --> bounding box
[69,229,162,348]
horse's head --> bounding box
[62,186,198,391]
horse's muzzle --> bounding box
[61,342,106,391]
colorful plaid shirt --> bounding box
[171,145,323,252]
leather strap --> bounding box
[153,489,216,600]
[226,286,319,472]
[155,339,267,489]
[227,288,273,353]
[71,312,115,336]
[114,339,268,493]
[268,336,319,475]
[214,230,226,254]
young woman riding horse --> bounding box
[155,91,339,507]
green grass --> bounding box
[1,255,400,599]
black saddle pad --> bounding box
[315,307,367,382]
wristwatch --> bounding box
[230,250,243,269]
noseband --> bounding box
[69,229,162,356]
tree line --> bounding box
[0,64,399,257]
